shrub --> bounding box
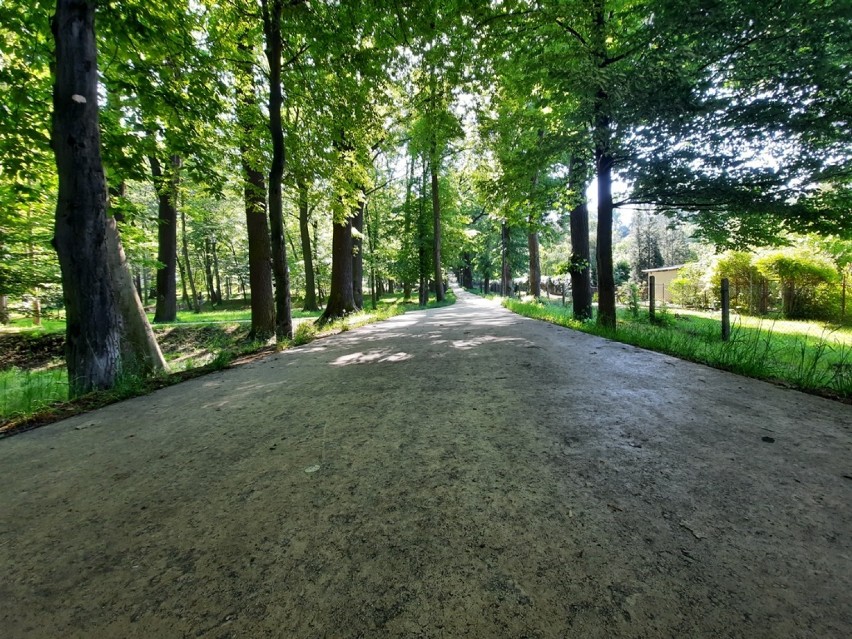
[711,251,770,314]
[292,321,318,346]
[670,262,713,309]
[755,249,840,320]
[617,281,641,318]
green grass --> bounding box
[4,317,66,335]
[503,298,852,399]
[147,307,321,325]
[0,367,68,418]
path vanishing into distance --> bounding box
[1,287,850,638]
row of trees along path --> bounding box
[12,0,848,395]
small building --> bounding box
[642,265,685,304]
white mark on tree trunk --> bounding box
[71,94,87,103]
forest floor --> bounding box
[1,287,850,638]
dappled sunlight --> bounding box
[449,335,529,350]
[330,349,413,366]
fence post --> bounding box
[649,275,656,323]
[721,277,731,341]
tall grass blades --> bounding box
[0,367,68,420]
[503,298,852,399]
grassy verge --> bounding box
[0,290,454,435]
[503,298,852,401]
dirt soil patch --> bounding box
[0,332,65,370]
[1,288,850,638]
[0,323,252,372]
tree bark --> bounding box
[212,237,222,303]
[312,218,324,303]
[176,255,190,309]
[149,153,180,323]
[418,157,429,306]
[430,155,444,302]
[203,237,216,304]
[262,0,293,340]
[592,2,616,330]
[366,200,379,309]
[105,218,167,374]
[52,0,122,396]
[319,215,356,324]
[298,177,319,311]
[352,200,364,309]
[242,159,275,336]
[0,295,8,324]
[461,252,473,289]
[501,221,511,296]
[528,226,541,298]
[595,143,616,329]
[180,207,200,312]
[402,155,414,301]
[569,158,593,320]
[235,40,275,338]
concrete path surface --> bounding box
[1,288,850,638]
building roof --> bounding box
[642,265,685,273]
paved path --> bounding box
[2,288,850,638]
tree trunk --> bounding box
[501,221,511,296]
[298,178,319,311]
[569,158,593,320]
[312,218,324,304]
[402,155,415,302]
[319,215,356,324]
[149,153,179,323]
[431,157,444,302]
[526,134,543,299]
[0,295,8,324]
[595,144,616,329]
[177,255,190,309]
[242,162,275,336]
[180,207,200,313]
[528,226,541,299]
[31,295,42,326]
[367,200,379,309]
[203,238,216,305]
[52,0,122,396]
[418,158,429,306]
[592,3,616,330]
[235,40,275,338]
[105,218,167,374]
[352,200,364,309]
[212,237,222,303]
[462,252,473,289]
[262,0,292,340]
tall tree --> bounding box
[236,62,276,336]
[149,153,180,321]
[568,157,593,319]
[52,0,165,396]
[52,0,122,394]
[297,177,320,311]
[260,0,294,340]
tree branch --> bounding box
[554,18,588,49]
